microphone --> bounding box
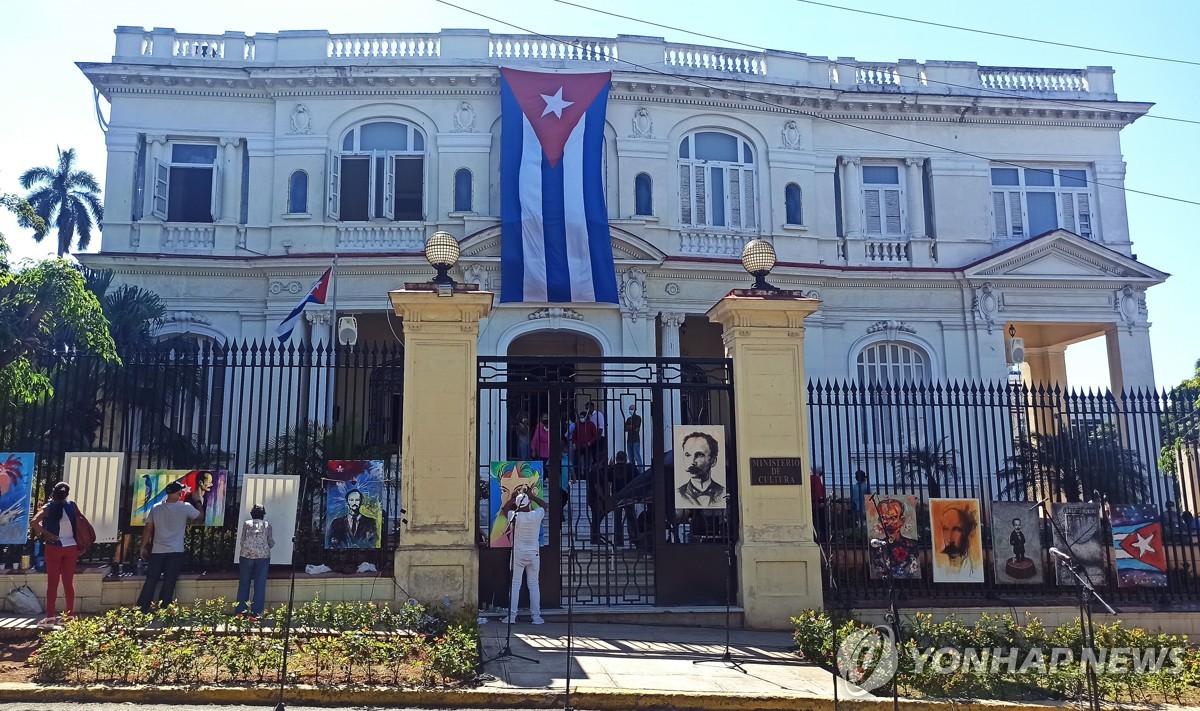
[870,538,887,549]
[1028,497,1048,512]
[1048,547,1071,562]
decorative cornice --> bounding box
[528,307,583,322]
[866,319,916,339]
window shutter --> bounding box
[679,165,692,225]
[1060,192,1076,233]
[383,151,397,220]
[743,169,756,229]
[326,150,340,220]
[884,188,902,236]
[729,168,742,228]
[863,187,882,235]
[1077,193,1093,238]
[209,162,221,222]
[694,164,707,225]
[1008,191,1024,237]
[151,158,169,220]
[991,191,1008,238]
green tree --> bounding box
[1159,358,1200,479]
[0,194,116,405]
[893,440,959,498]
[19,147,104,257]
[997,424,1149,504]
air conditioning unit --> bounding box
[338,316,359,346]
[1008,337,1025,365]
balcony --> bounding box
[111,27,1117,100]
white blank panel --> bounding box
[234,475,300,565]
[63,452,125,543]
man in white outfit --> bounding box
[503,488,547,624]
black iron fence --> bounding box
[809,379,1200,606]
[0,340,404,572]
[476,356,737,609]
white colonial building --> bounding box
[79,27,1165,392]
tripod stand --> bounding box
[273,473,310,711]
[1037,500,1114,711]
[482,502,540,665]
[693,499,748,674]
[812,505,840,711]
[867,492,902,711]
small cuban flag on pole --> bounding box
[275,266,333,342]
[499,68,619,304]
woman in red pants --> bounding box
[29,483,84,625]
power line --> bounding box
[432,0,1200,207]
[548,0,1200,127]
[791,0,1200,68]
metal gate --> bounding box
[477,356,737,609]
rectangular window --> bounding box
[861,164,904,237]
[334,152,423,222]
[990,165,1095,240]
[162,143,219,223]
[339,157,371,222]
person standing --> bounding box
[623,404,643,468]
[502,489,546,625]
[29,483,88,624]
[137,480,201,613]
[810,466,828,537]
[514,415,531,460]
[849,470,871,522]
[586,401,606,461]
[529,415,551,462]
[235,504,275,617]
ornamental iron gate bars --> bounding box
[476,356,737,609]
[808,379,1200,606]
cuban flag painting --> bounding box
[1111,505,1168,588]
[499,68,619,304]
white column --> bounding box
[841,156,862,238]
[905,157,926,239]
[218,137,241,223]
[660,312,685,447]
[1106,326,1156,393]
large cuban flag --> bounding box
[499,68,619,304]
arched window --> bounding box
[329,120,425,222]
[856,341,932,451]
[634,173,653,216]
[784,183,802,225]
[453,168,473,212]
[679,131,757,230]
[288,170,309,214]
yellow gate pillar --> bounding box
[388,285,493,609]
[706,291,823,629]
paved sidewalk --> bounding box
[478,618,856,700]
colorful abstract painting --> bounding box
[132,469,228,527]
[991,501,1044,585]
[865,494,921,580]
[0,453,35,545]
[325,460,384,550]
[930,498,985,583]
[1111,505,1167,588]
[1051,502,1105,587]
[488,460,546,548]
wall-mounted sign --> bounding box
[749,457,804,486]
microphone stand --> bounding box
[868,493,900,711]
[483,506,539,665]
[812,515,840,711]
[564,462,577,711]
[693,494,748,673]
[1038,500,1113,711]
[274,469,310,711]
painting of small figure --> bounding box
[0,453,35,545]
[991,501,1043,584]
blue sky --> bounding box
[0,0,1195,388]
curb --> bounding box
[0,683,1119,711]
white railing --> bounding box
[855,63,900,87]
[489,35,616,62]
[978,67,1087,93]
[162,224,216,252]
[328,34,440,59]
[664,43,766,76]
[864,240,910,264]
[336,225,425,251]
[243,38,255,62]
[174,35,224,59]
[679,231,765,258]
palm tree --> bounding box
[893,440,959,498]
[19,147,104,257]
[997,424,1149,504]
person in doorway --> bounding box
[624,404,643,468]
[849,470,871,522]
[586,401,606,460]
[572,411,599,476]
[235,504,275,618]
[530,414,551,462]
[30,483,86,624]
[514,414,531,460]
[502,489,546,625]
[137,480,202,613]
[327,489,379,549]
[810,466,828,537]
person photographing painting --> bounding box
[137,480,202,613]
[501,486,546,625]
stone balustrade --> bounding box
[680,231,768,258]
[111,27,1116,99]
[863,239,910,264]
[161,224,216,252]
[336,225,425,252]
